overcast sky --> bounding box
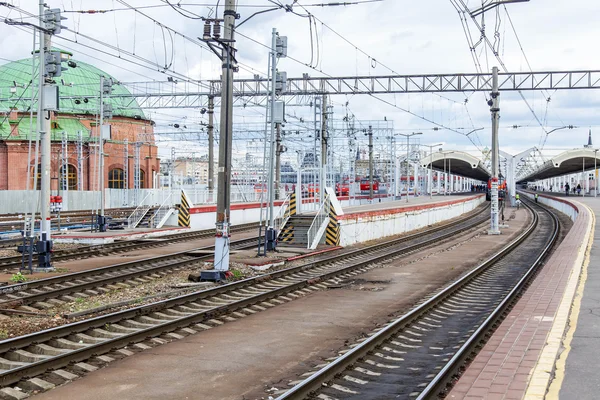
[1,0,599,162]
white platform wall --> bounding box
[339,195,486,247]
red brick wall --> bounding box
[0,142,7,190]
[0,114,160,190]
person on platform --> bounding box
[535,193,539,203]
[577,184,582,195]
[565,183,570,196]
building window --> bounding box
[138,169,145,189]
[59,165,78,190]
[108,168,125,189]
[31,164,41,190]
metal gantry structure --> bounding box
[4,70,600,110]
[5,1,600,274]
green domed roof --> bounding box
[0,53,145,119]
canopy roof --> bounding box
[421,150,491,182]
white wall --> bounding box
[339,195,485,246]
[166,205,285,230]
[521,192,578,222]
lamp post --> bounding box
[396,132,422,202]
[424,143,443,198]
[595,149,598,197]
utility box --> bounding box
[273,101,285,123]
[275,71,287,93]
[43,85,59,111]
[276,36,288,58]
[101,124,112,140]
[266,227,277,251]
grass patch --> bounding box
[10,272,28,283]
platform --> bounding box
[52,226,189,245]
[342,192,478,214]
[448,191,597,399]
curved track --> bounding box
[0,204,491,388]
[276,199,560,400]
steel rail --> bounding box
[0,204,490,387]
[0,237,259,308]
[417,198,559,399]
[0,222,259,270]
[276,199,558,400]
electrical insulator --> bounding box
[45,8,66,35]
[213,21,221,39]
[102,77,114,95]
[275,71,287,93]
[203,21,211,40]
[276,36,288,58]
[45,51,67,78]
[102,103,113,120]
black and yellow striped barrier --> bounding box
[279,225,294,242]
[279,193,296,243]
[178,190,191,227]
[325,199,340,246]
[289,192,297,216]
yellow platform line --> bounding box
[525,201,595,400]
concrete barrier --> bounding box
[521,191,578,221]
[338,195,486,247]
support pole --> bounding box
[123,139,129,205]
[37,2,53,270]
[406,135,410,202]
[77,131,83,191]
[368,125,373,200]
[98,76,107,232]
[275,122,281,200]
[266,28,277,251]
[213,0,236,272]
[208,95,215,195]
[321,94,328,203]
[489,66,501,235]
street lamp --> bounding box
[465,127,484,136]
[423,143,443,198]
[396,132,422,202]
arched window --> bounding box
[31,164,41,190]
[108,168,125,189]
[59,165,78,190]
[138,169,145,189]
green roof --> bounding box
[0,54,145,119]
[0,117,91,141]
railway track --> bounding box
[0,239,21,250]
[0,222,259,271]
[276,198,559,400]
[0,236,260,311]
[0,208,135,234]
[0,203,491,389]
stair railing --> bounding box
[306,194,330,250]
[273,193,291,232]
[149,191,174,228]
[127,192,152,228]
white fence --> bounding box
[0,187,288,214]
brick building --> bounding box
[0,52,159,191]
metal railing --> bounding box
[149,192,174,228]
[127,192,153,228]
[306,194,330,250]
[273,194,291,232]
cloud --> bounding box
[1,0,599,163]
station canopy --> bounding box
[421,150,491,182]
[517,148,600,183]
